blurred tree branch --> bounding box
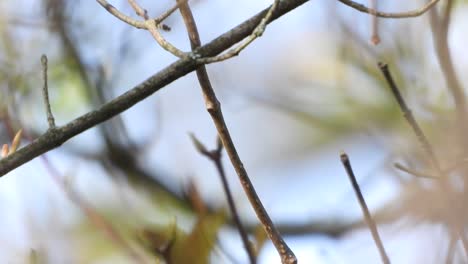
[45,0,182,210]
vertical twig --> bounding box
[340,152,390,264]
[177,2,296,263]
[40,54,55,129]
[428,0,466,150]
[190,134,256,264]
[378,62,468,258]
[369,0,380,45]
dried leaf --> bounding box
[170,212,225,264]
[185,180,207,215]
[253,224,268,256]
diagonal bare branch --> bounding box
[340,152,390,264]
[0,0,310,175]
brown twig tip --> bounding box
[189,133,208,154]
[40,54,47,65]
[377,62,387,69]
[339,150,348,161]
[371,35,381,45]
[378,62,409,113]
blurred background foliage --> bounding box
[1,0,468,263]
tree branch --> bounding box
[0,0,310,174]
[337,0,441,18]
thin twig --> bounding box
[394,160,468,179]
[378,62,468,258]
[197,0,280,64]
[156,1,184,25]
[394,163,438,179]
[127,0,148,19]
[128,0,186,57]
[95,0,172,31]
[340,152,390,264]
[369,0,380,45]
[177,1,296,263]
[378,62,440,171]
[337,0,441,18]
[144,20,186,57]
[190,134,256,264]
[96,0,146,29]
[40,54,56,129]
